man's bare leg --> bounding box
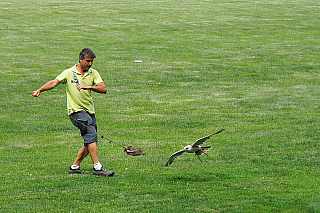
[69,145,90,174]
[73,146,89,166]
[88,142,99,164]
[88,142,115,176]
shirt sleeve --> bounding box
[56,69,69,84]
[93,70,104,85]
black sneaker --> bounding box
[69,167,90,174]
[93,166,115,177]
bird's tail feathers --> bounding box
[197,146,212,155]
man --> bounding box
[32,48,114,177]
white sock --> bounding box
[94,162,102,170]
[71,165,79,169]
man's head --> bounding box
[79,48,96,72]
[79,48,96,61]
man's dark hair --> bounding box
[79,48,96,61]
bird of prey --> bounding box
[124,145,144,156]
[165,129,225,166]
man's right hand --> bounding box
[32,90,41,97]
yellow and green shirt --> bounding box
[56,64,104,115]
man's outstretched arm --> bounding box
[32,79,60,97]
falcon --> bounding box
[165,129,225,166]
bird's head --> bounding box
[184,145,192,151]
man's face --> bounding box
[79,55,94,72]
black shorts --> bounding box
[69,111,98,146]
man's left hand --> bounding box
[77,84,90,91]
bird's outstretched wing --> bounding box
[165,149,185,166]
[192,129,225,147]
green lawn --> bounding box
[1,0,319,212]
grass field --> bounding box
[1,0,320,212]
